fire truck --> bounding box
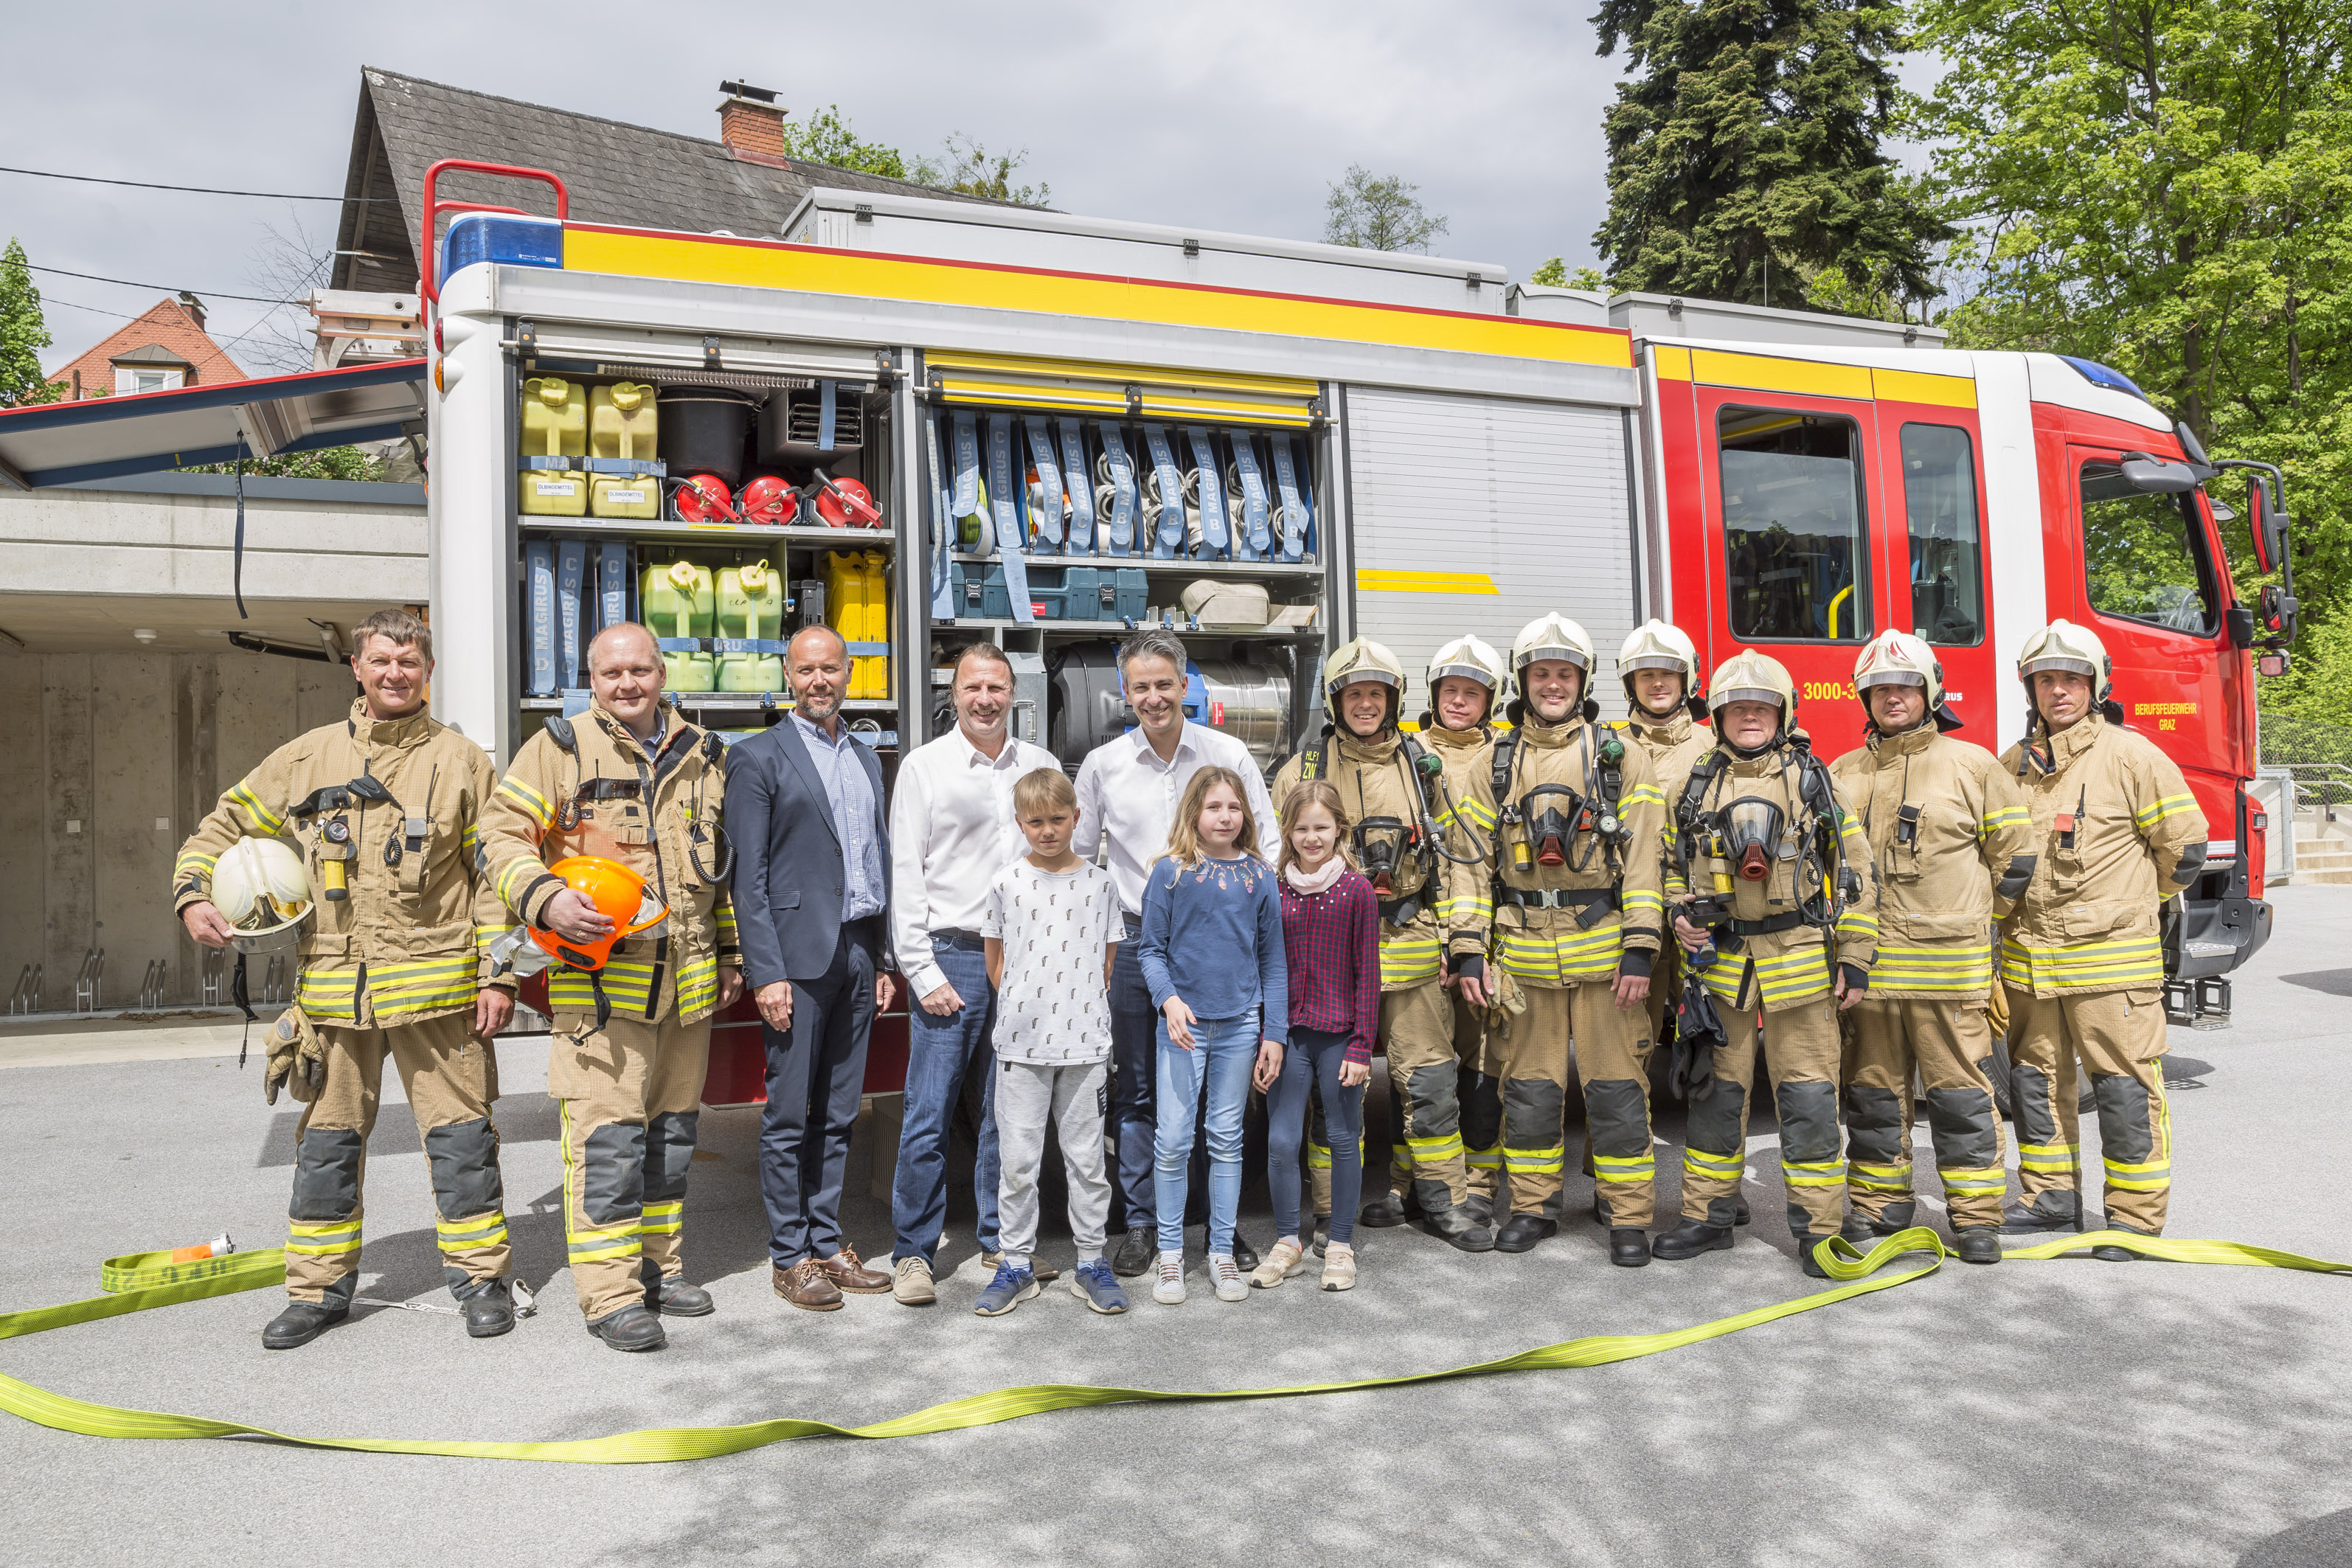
[410,161,2286,1092]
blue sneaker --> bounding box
[1068,1258,1129,1315]
[973,1262,1039,1317]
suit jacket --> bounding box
[724,717,892,988]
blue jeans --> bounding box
[1268,1027,1366,1245]
[891,938,999,1263]
[1155,1014,1258,1254]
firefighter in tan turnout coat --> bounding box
[1996,620,2207,1257]
[174,609,519,1350]
[477,622,745,1351]
[1830,631,2036,1265]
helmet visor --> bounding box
[1623,653,1688,674]
[2022,655,2098,680]
[1426,661,1497,689]
[1855,668,1927,691]
[1516,645,1590,673]
[1711,684,1785,711]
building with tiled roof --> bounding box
[46,294,248,401]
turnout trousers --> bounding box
[1457,991,1504,1203]
[1842,998,2008,1230]
[285,1012,507,1307]
[1678,996,1846,1238]
[2005,985,2172,1233]
[1381,978,1468,1211]
[550,1001,712,1321]
[1501,981,1654,1226]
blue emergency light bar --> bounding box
[440,214,564,290]
[2057,355,2148,402]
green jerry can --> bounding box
[715,558,786,692]
[519,376,589,517]
[589,381,661,519]
[640,557,716,692]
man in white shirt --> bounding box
[884,643,1062,1305]
[1072,627,1280,1278]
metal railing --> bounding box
[262,954,288,1006]
[73,948,104,1013]
[2278,761,2352,825]
[201,948,223,1007]
[7,964,40,1016]
[139,959,168,1010]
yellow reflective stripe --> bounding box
[494,854,552,909]
[1782,1158,1847,1187]
[285,1220,361,1256]
[1999,938,2163,991]
[549,962,661,1012]
[226,783,285,835]
[1683,1147,1746,1179]
[477,923,516,958]
[639,1201,684,1236]
[1496,924,1624,983]
[2016,1141,2080,1173]
[1664,873,1690,898]
[1980,806,2030,835]
[2134,794,2197,829]
[1437,893,1495,924]
[1378,935,1444,986]
[1836,910,1879,938]
[459,823,481,859]
[676,954,719,1016]
[1622,889,1665,914]
[436,1214,509,1250]
[368,957,477,1013]
[1621,785,1667,809]
[1502,1147,1564,1176]
[1753,948,1832,1005]
[1592,1152,1655,1183]
[1872,942,1994,991]
[296,968,361,1023]
[567,1232,642,1264]
[495,775,553,828]
[1848,1162,1912,1193]
[174,852,217,879]
[1465,1145,1501,1170]
[2103,1155,2169,1190]
[715,906,739,940]
[1406,1133,1465,1165]
[1941,1166,2008,1195]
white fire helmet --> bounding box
[1511,614,1595,676]
[209,837,316,955]
[2016,619,2113,703]
[1426,634,1510,716]
[1853,629,1945,709]
[1322,636,1406,729]
[1707,648,1798,724]
[1618,619,1701,708]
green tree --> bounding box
[777,105,912,180]
[1914,0,2352,726]
[183,445,387,481]
[1591,0,1951,312]
[911,134,1051,206]
[0,237,56,409]
[1323,166,1449,254]
[1527,257,1611,289]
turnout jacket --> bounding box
[1994,712,2207,997]
[172,699,511,1027]
[1665,738,1880,1013]
[1457,714,1666,989]
[1830,724,2036,1001]
[1618,710,1712,809]
[477,701,741,1026]
[1273,729,1482,990]
[1420,721,1499,948]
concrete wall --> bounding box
[1,650,358,1012]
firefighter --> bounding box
[1614,620,1714,1071]
[1420,634,1510,1222]
[1272,637,1494,1252]
[173,608,518,1350]
[1659,651,1880,1276]
[478,622,745,1350]
[1997,620,2207,1257]
[1829,631,2037,1265]
[1452,614,1668,1263]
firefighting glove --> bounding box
[263,1005,326,1106]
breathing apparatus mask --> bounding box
[1716,797,1786,882]
[1513,784,1586,870]
[1353,816,1415,894]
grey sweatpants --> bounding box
[996,1059,1111,1269]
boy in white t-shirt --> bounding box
[976,768,1128,1317]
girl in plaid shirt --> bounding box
[1257,780,1380,1292]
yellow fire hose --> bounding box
[2,1230,2342,1465]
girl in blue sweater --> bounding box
[1137,766,1287,1306]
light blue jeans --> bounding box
[1154,1013,1259,1254]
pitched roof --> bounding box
[46,298,248,395]
[333,68,1007,294]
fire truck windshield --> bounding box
[1718,407,1872,643]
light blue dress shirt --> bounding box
[792,710,886,922]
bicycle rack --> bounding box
[139,959,168,1010]
[7,964,40,1016]
[201,948,223,1007]
[262,954,288,1006]
[74,948,104,1013]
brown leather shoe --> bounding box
[814,1243,892,1294]
[774,1258,842,1311]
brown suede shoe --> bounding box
[774,1258,842,1311]
[814,1243,892,1294]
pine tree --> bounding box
[1589,0,1949,313]
[0,237,55,408]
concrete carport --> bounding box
[0,364,429,1013]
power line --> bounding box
[41,296,142,320]
[26,264,288,305]
[0,162,393,202]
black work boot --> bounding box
[1493,1213,1558,1254]
[462,1280,516,1339]
[1651,1219,1734,1260]
[2093,1222,2156,1263]
[1609,1229,1651,1268]
[2002,1197,2079,1234]
[1840,1210,1879,1246]
[1112,1225,1156,1278]
[261,1299,349,1350]
[1359,1190,1411,1229]
[1229,1231,1260,1272]
[1953,1227,2002,1264]
[1423,1205,1496,1253]
[648,1276,715,1317]
[586,1303,667,1352]
[1736,1198,1752,1227]
[1462,1192,1494,1227]
[1795,1234,1833,1280]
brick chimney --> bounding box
[717,80,786,163]
[177,290,207,330]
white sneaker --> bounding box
[1153,1249,1187,1305]
[1210,1252,1247,1302]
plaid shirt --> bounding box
[1280,867,1381,1063]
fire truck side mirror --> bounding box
[2119,454,2198,494]
[2225,606,2255,651]
[2247,477,2285,575]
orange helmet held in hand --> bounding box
[530,856,670,971]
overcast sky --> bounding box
[1,0,1656,371]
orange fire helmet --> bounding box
[530,856,670,971]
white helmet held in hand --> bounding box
[209,837,316,955]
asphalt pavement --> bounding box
[7,886,2352,1567]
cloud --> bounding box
[1,0,1630,372]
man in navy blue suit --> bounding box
[724,625,898,1311]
